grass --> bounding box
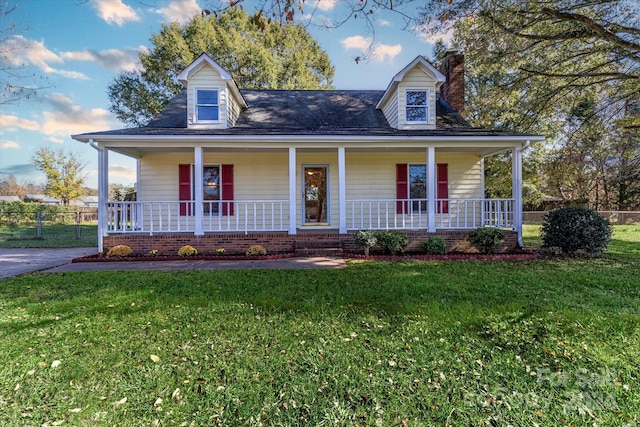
[0,224,98,248]
[1,230,639,426]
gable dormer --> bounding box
[376,56,446,130]
[177,54,247,129]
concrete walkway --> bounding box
[0,248,97,279]
[0,248,346,279]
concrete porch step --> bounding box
[295,247,344,257]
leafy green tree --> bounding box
[424,1,639,209]
[109,8,335,127]
[32,147,87,205]
[109,183,136,201]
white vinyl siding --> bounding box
[186,67,230,129]
[136,150,482,230]
[381,92,399,129]
[397,68,437,130]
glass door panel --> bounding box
[303,166,328,224]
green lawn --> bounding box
[0,224,98,248]
[1,230,638,426]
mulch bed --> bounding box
[344,252,539,261]
[73,251,540,263]
[72,253,297,263]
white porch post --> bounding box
[194,146,204,236]
[338,147,347,234]
[97,144,108,253]
[289,147,297,235]
[426,146,436,232]
[512,145,523,246]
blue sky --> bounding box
[0,0,446,189]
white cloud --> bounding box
[314,0,338,11]
[378,19,391,27]
[372,44,402,62]
[2,36,89,80]
[0,140,20,149]
[341,35,402,62]
[61,46,144,72]
[0,114,40,131]
[155,0,201,24]
[109,164,137,182]
[48,136,64,144]
[92,0,140,26]
[41,94,118,137]
[341,35,371,51]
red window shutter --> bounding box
[221,164,234,216]
[437,163,449,214]
[396,164,408,214]
[179,164,191,216]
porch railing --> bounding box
[106,198,513,234]
[346,198,514,230]
[106,200,289,233]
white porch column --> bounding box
[338,147,347,234]
[194,146,204,236]
[288,147,297,235]
[512,145,523,246]
[480,157,485,198]
[426,146,436,232]
[97,145,108,253]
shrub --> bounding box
[149,249,159,256]
[246,245,267,256]
[423,237,447,254]
[106,245,133,258]
[178,245,198,257]
[541,207,612,254]
[467,227,505,254]
[216,248,225,255]
[354,230,377,256]
[375,231,408,254]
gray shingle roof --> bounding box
[78,88,534,138]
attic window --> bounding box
[406,89,429,123]
[196,89,219,122]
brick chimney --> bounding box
[439,50,465,117]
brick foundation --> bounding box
[103,230,519,256]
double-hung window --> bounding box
[195,89,219,122]
[405,89,429,123]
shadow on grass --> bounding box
[2,258,639,337]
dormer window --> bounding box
[405,89,429,123]
[195,88,219,122]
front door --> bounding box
[303,166,328,224]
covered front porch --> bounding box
[90,138,528,253]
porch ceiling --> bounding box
[100,140,528,159]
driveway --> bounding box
[0,248,346,278]
[0,248,98,279]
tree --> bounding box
[32,147,87,205]
[425,1,639,209]
[109,8,335,127]
[109,183,136,201]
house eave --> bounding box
[72,133,543,144]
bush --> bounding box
[375,231,408,254]
[354,230,377,256]
[246,245,267,256]
[467,227,505,254]
[106,245,133,258]
[423,237,447,254]
[541,207,612,254]
[178,245,198,257]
